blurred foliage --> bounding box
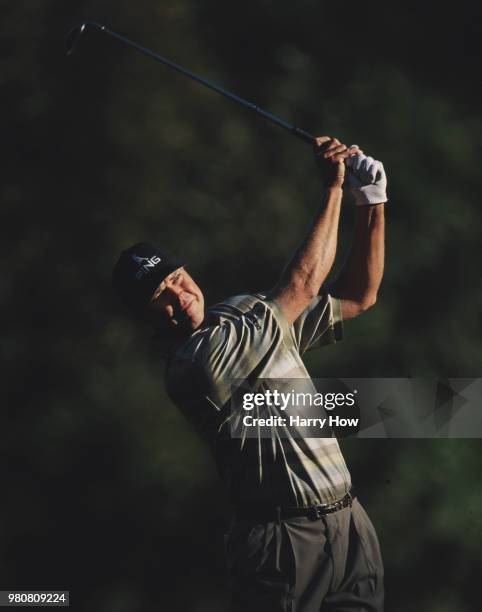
[1,0,481,610]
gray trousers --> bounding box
[225,498,384,612]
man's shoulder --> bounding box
[165,293,268,365]
[207,292,266,321]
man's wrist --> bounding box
[356,200,386,207]
[356,202,385,216]
[325,183,344,193]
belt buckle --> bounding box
[308,505,324,521]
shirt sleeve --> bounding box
[289,293,343,356]
[198,299,289,406]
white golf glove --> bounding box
[346,149,388,205]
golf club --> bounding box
[67,22,379,181]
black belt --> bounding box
[235,487,356,522]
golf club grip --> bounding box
[291,127,316,145]
[290,128,381,183]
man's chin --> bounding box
[187,313,204,331]
[177,310,203,332]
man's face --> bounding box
[146,267,205,333]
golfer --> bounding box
[113,136,387,611]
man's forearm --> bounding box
[285,186,342,294]
[331,204,385,309]
[271,136,356,325]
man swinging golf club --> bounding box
[113,137,387,611]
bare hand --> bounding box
[314,137,360,188]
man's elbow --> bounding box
[360,292,377,311]
[341,293,377,320]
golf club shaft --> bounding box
[75,23,315,145]
[69,23,381,183]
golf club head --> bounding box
[66,22,105,55]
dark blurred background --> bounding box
[2,1,482,610]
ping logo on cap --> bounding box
[132,254,162,280]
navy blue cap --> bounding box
[112,242,184,312]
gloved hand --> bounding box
[346,149,388,205]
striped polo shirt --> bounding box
[164,293,352,507]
